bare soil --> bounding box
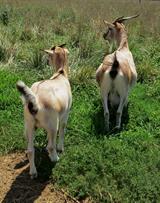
[0,152,79,203]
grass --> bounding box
[52,82,160,202]
[0,0,160,202]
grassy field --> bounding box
[0,0,160,202]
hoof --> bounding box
[30,171,38,179]
[57,145,64,153]
[115,125,120,130]
[30,167,37,179]
[49,154,59,163]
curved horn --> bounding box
[120,14,140,21]
[113,16,124,23]
[114,14,139,23]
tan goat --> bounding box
[96,15,138,131]
[16,44,72,178]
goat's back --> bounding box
[31,75,72,114]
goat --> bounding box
[96,15,138,131]
[16,44,72,178]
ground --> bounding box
[0,153,82,203]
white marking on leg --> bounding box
[47,129,59,162]
[25,122,37,178]
[57,113,69,152]
[103,94,109,131]
[116,97,126,129]
[57,122,66,152]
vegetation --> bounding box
[0,0,160,202]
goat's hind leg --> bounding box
[25,119,37,179]
[46,117,59,162]
[57,113,69,153]
[47,128,59,162]
[116,96,126,129]
[102,94,110,132]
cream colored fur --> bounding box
[96,19,137,131]
[17,46,72,178]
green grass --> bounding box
[52,82,160,203]
[0,0,160,202]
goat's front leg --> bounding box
[25,122,37,179]
[102,95,109,132]
[47,129,59,162]
[116,97,126,129]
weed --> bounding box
[0,10,9,25]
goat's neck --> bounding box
[54,60,69,77]
[116,29,129,50]
[55,61,65,71]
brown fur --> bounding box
[120,60,133,84]
[96,52,135,86]
[96,54,114,85]
[41,97,64,113]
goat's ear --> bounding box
[103,20,115,28]
[44,49,54,55]
[54,47,62,53]
[64,48,69,54]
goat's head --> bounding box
[44,44,69,73]
[103,14,139,42]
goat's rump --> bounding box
[96,50,137,87]
[31,77,71,113]
[109,55,119,79]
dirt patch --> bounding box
[0,152,79,203]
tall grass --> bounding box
[0,0,160,202]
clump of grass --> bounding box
[20,29,32,41]
[0,10,9,25]
[0,40,16,63]
[28,50,46,69]
[0,7,10,26]
[0,70,24,153]
[0,44,6,61]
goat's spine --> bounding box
[109,52,119,79]
[16,81,38,115]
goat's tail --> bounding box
[16,81,38,115]
[109,51,119,79]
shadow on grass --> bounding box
[2,148,56,203]
[92,100,129,136]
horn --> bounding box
[113,16,124,23]
[114,14,139,23]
